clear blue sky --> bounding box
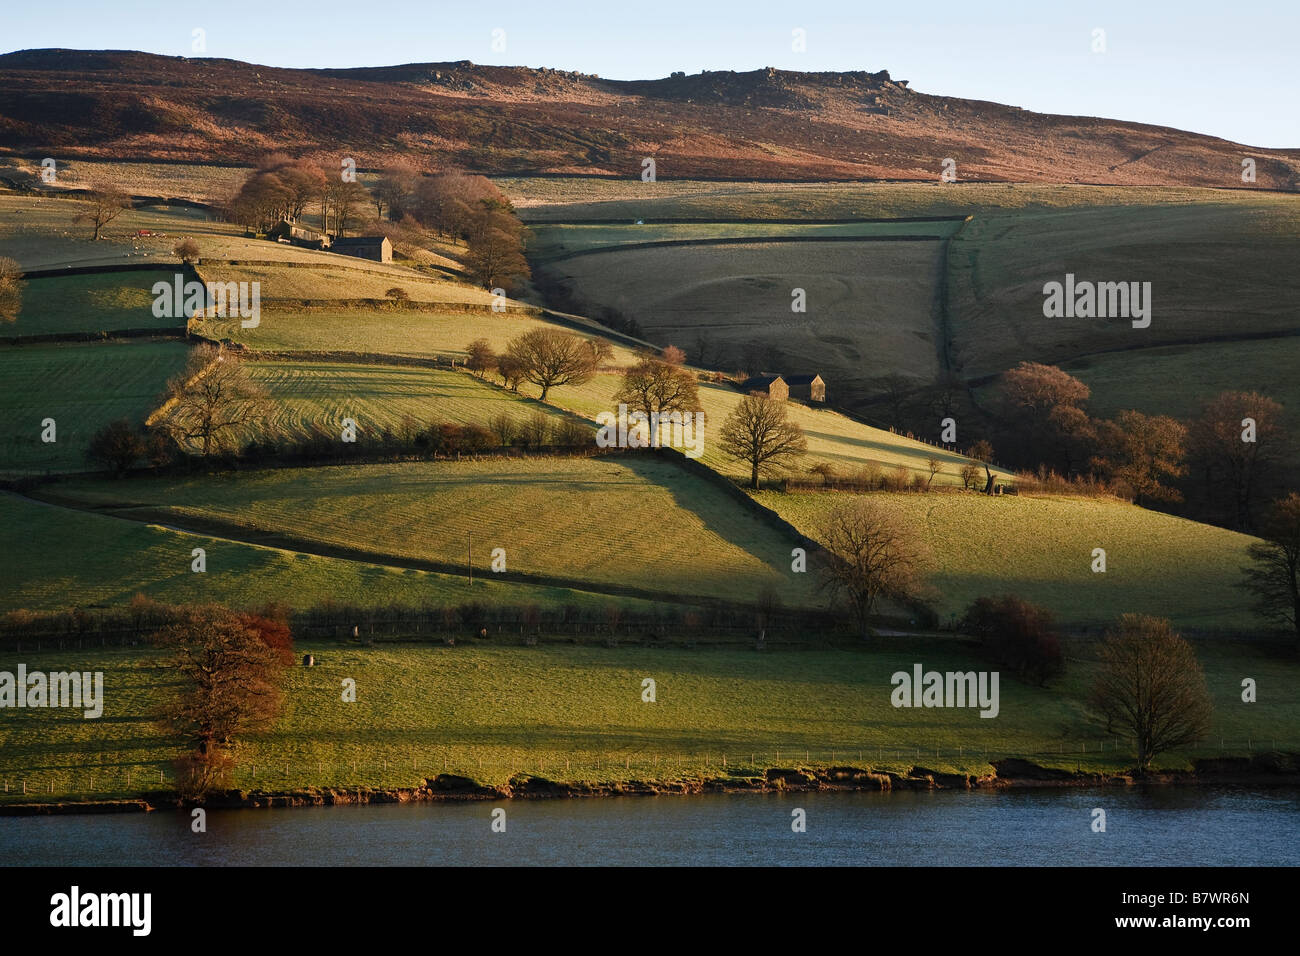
[4,0,1297,148]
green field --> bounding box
[533,373,1004,487]
[0,156,249,204]
[528,219,963,261]
[0,492,644,613]
[947,196,1300,380]
[194,305,632,360]
[2,638,1295,804]
[47,457,817,606]
[193,261,497,305]
[0,195,445,274]
[5,270,183,337]
[0,340,188,474]
[163,361,574,449]
[537,238,948,401]
[756,490,1263,629]
[503,179,1253,221]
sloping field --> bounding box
[0,493,633,613]
[49,457,817,607]
[4,269,182,337]
[0,156,249,203]
[757,490,1262,630]
[195,305,639,361]
[947,195,1300,380]
[6,638,1296,804]
[0,195,253,270]
[194,261,497,305]
[506,179,1240,221]
[0,195,435,273]
[529,219,962,261]
[533,374,1002,488]
[540,239,947,401]
[0,340,188,474]
[169,361,573,449]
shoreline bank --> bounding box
[3,755,1297,817]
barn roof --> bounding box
[739,374,785,391]
[784,374,823,385]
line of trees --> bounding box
[374,167,531,291]
[989,361,1289,530]
[222,158,531,291]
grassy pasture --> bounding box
[756,490,1262,630]
[194,261,496,305]
[504,178,1255,221]
[0,340,189,475]
[947,196,1300,380]
[0,492,633,614]
[48,457,816,607]
[538,238,948,400]
[195,304,986,486]
[179,361,573,449]
[0,156,250,204]
[528,219,962,260]
[527,373,1001,487]
[0,195,413,273]
[196,304,640,361]
[4,270,183,337]
[3,638,1295,803]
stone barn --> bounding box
[785,374,826,403]
[268,219,330,250]
[737,374,789,401]
[331,236,393,263]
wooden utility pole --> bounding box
[467,535,472,586]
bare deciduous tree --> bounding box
[488,411,517,447]
[496,352,526,392]
[464,338,496,378]
[1188,390,1285,530]
[615,354,701,425]
[718,393,807,489]
[505,329,599,401]
[1241,492,1300,649]
[154,604,290,794]
[1089,614,1213,772]
[969,438,996,494]
[173,238,200,264]
[0,255,21,323]
[1091,409,1187,504]
[76,184,131,240]
[816,499,926,638]
[925,456,943,489]
[161,345,270,456]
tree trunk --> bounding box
[751,461,760,489]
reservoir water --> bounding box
[2,785,1296,866]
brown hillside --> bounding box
[0,49,1296,187]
